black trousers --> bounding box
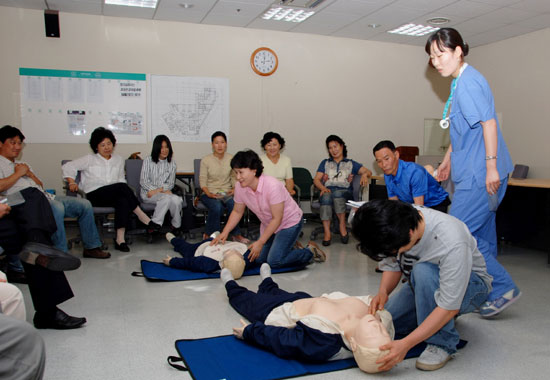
[0,216,73,314]
[87,183,140,229]
[10,188,57,244]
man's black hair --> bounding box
[351,199,422,261]
[0,125,25,143]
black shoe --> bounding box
[322,239,331,247]
[7,270,27,284]
[20,242,81,271]
[147,221,161,234]
[114,240,130,252]
[340,234,349,244]
[34,308,86,330]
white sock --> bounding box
[166,233,176,243]
[220,268,234,284]
[260,263,271,280]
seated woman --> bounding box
[313,135,371,246]
[163,232,249,279]
[140,135,184,232]
[222,263,394,373]
[62,127,159,252]
[211,150,326,269]
[259,132,295,196]
[200,131,247,242]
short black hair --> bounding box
[372,140,396,156]
[211,131,227,143]
[151,135,173,163]
[0,125,25,143]
[261,131,285,150]
[89,127,116,153]
[230,150,264,177]
[351,199,422,262]
[325,135,348,158]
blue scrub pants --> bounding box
[450,177,518,301]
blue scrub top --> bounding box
[384,160,448,207]
[449,65,514,190]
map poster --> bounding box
[150,75,229,142]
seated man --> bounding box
[222,263,394,374]
[163,232,251,278]
[351,199,492,371]
[373,140,450,212]
[0,125,109,260]
[0,141,86,330]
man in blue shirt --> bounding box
[373,140,450,213]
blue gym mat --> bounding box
[132,260,306,281]
[168,334,467,380]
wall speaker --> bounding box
[44,10,60,38]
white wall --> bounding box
[468,28,550,178]
[4,8,547,193]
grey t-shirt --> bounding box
[379,206,492,310]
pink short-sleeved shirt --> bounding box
[234,175,302,235]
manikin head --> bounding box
[221,250,245,280]
[349,309,394,373]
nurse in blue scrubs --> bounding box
[425,28,521,317]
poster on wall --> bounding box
[150,75,229,142]
[19,68,147,143]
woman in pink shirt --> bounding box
[212,150,326,269]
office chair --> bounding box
[309,174,364,241]
[61,160,115,249]
[125,158,187,241]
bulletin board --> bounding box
[19,68,147,143]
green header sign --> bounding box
[19,68,146,81]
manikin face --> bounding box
[0,136,23,161]
[353,314,391,349]
[212,136,227,155]
[429,41,463,78]
[97,138,114,159]
[264,138,281,158]
[234,167,257,189]
[374,148,399,176]
[327,141,344,160]
[159,141,170,160]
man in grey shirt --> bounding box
[351,199,492,372]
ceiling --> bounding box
[1,0,550,47]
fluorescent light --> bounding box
[105,0,158,8]
[388,23,439,36]
[262,7,315,23]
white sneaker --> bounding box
[165,232,176,243]
[416,344,452,371]
[260,263,271,280]
[210,231,221,239]
[220,268,234,284]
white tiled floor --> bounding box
[17,224,550,380]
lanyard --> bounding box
[440,63,468,129]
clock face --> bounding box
[251,48,278,76]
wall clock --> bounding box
[250,47,278,76]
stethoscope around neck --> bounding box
[440,63,468,129]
